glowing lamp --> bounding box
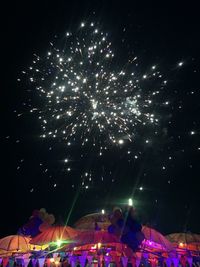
[128,198,133,206]
[101,209,105,214]
[97,242,102,249]
[179,242,184,247]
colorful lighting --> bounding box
[91,244,97,250]
[56,239,62,247]
[97,242,102,249]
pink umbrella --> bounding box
[141,226,173,252]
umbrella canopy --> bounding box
[74,213,110,231]
[141,226,173,252]
[68,227,172,254]
[0,235,30,253]
[165,233,200,252]
[65,231,132,257]
[73,230,119,246]
[30,225,78,246]
[166,233,200,244]
[74,213,172,252]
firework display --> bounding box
[1,0,200,245]
[21,22,170,155]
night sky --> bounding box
[1,1,200,237]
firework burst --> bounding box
[21,22,169,156]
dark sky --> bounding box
[1,1,200,237]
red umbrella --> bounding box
[30,225,78,246]
[74,213,110,231]
[0,235,30,253]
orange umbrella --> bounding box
[74,213,110,231]
[165,233,200,252]
[30,225,78,246]
[0,235,30,253]
[141,226,173,252]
